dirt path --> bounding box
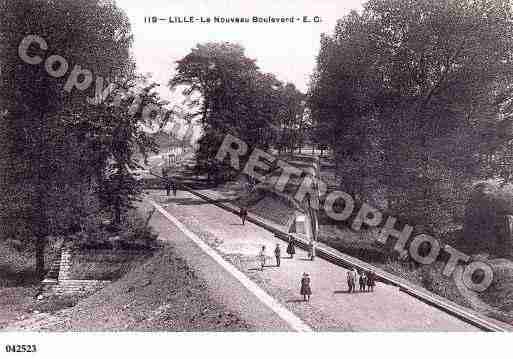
[136,199,301,331]
[147,188,479,331]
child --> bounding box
[286,236,296,259]
[347,269,354,293]
[352,268,359,292]
[359,271,367,292]
[308,240,315,261]
[274,244,281,267]
[258,245,266,270]
[240,207,248,225]
[367,271,376,292]
[300,273,312,301]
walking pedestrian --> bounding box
[258,245,266,270]
[274,244,281,267]
[172,182,177,196]
[240,207,248,225]
[346,269,354,293]
[308,240,315,261]
[359,271,367,292]
[367,271,376,292]
[300,273,312,301]
[286,236,296,259]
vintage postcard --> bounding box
[1,0,513,357]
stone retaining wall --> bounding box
[43,246,111,296]
[58,248,72,281]
[43,247,150,295]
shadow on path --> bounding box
[163,197,233,206]
[333,290,351,294]
[286,299,306,303]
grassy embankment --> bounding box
[1,207,251,330]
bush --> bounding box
[69,212,158,251]
[121,215,158,250]
[463,181,513,256]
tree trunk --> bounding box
[114,163,124,225]
[36,236,45,280]
[35,110,47,280]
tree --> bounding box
[86,80,164,225]
[0,0,137,278]
[275,83,307,154]
[309,0,513,232]
[170,42,293,180]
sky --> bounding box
[115,0,364,103]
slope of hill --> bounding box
[5,243,251,331]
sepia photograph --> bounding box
[1,0,513,356]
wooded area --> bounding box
[3,0,513,280]
[307,0,513,238]
[170,42,309,181]
[0,0,166,278]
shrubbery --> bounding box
[68,212,158,251]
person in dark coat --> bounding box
[300,273,312,301]
[274,244,281,267]
[308,240,315,261]
[240,207,248,225]
[172,182,177,196]
[286,236,296,259]
[359,271,367,292]
[367,271,376,292]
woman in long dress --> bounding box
[367,271,376,291]
[286,236,296,258]
[300,273,312,301]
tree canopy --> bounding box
[0,0,163,277]
[170,42,305,180]
[309,0,513,232]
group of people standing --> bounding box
[166,181,178,197]
[162,168,178,197]
[346,267,375,293]
[257,238,296,270]
[257,238,313,301]
[245,206,375,302]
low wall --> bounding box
[43,248,149,296]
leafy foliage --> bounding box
[170,42,306,180]
[309,0,513,233]
[0,0,164,276]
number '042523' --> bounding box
[5,344,37,353]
